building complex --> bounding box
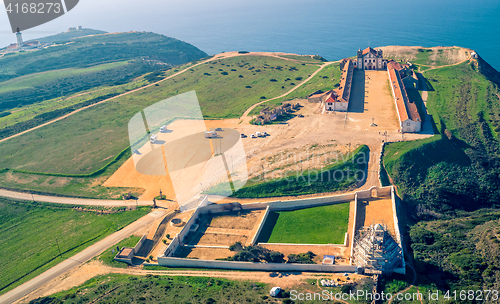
[309,47,422,133]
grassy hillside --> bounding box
[230,145,368,198]
[382,57,500,292]
[0,31,208,138]
[0,55,320,177]
[0,198,150,295]
[26,28,107,44]
[31,274,271,304]
[250,62,341,115]
[383,59,500,215]
[0,31,207,82]
[409,209,500,291]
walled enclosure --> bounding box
[113,234,146,265]
[158,186,402,273]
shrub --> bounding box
[260,96,266,99]
[245,85,252,88]
[221,71,228,75]
[229,242,243,252]
[270,79,277,82]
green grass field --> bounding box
[0,61,129,94]
[33,274,271,304]
[257,203,349,244]
[96,235,141,268]
[0,55,320,176]
[230,145,369,198]
[0,199,150,295]
[279,54,327,63]
[0,148,143,199]
[250,62,341,115]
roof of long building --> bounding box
[332,59,353,103]
[387,62,421,123]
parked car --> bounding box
[298,114,304,117]
[251,134,256,138]
[240,133,247,138]
[255,131,262,137]
[263,131,269,136]
[215,127,223,131]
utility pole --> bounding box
[55,238,62,257]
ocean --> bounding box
[1,0,499,70]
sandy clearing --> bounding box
[356,197,395,235]
[378,46,470,66]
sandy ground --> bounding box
[20,258,367,303]
[102,64,432,206]
[378,46,470,66]
[346,70,401,132]
[181,210,265,249]
[355,197,395,235]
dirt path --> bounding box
[0,188,153,207]
[239,60,337,124]
[0,53,231,145]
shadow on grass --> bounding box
[255,212,279,243]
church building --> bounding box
[355,47,386,70]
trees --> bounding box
[224,244,285,263]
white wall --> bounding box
[157,256,358,273]
[334,102,348,112]
[250,206,270,245]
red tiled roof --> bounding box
[333,59,353,103]
[362,47,379,56]
[388,64,421,123]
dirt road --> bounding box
[0,188,152,207]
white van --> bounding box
[150,134,158,143]
[160,125,168,132]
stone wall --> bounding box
[157,256,358,273]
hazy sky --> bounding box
[0,0,285,46]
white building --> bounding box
[355,47,386,70]
[324,59,353,112]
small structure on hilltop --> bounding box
[4,28,41,53]
[352,223,404,275]
[254,102,298,125]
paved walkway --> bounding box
[0,209,167,304]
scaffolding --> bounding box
[352,223,403,274]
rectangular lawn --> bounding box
[258,203,349,244]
